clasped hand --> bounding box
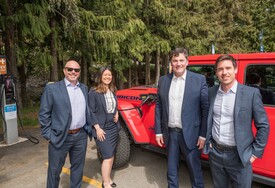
[96,128,106,141]
[94,124,106,141]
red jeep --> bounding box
[98,52,275,187]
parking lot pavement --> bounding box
[0,127,199,188]
[0,127,101,188]
[0,127,272,188]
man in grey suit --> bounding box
[155,48,209,188]
[203,54,270,188]
[39,60,90,188]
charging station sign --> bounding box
[0,57,7,75]
[4,104,17,120]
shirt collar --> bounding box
[64,78,80,87]
[218,80,238,94]
[172,70,187,80]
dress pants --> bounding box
[47,128,87,188]
[167,130,204,188]
[209,143,252,188]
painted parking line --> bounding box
[46,163,102,188]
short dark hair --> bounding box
[169,48,189,61]
[215,54,237,70]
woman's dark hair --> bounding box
[94,67,116,93]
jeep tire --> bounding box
[96,127,131,169]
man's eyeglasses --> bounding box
[65,67,81,73]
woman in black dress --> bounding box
[88,67,120,188]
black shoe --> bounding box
[110,182,117,187]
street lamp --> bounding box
[259,30,264,52]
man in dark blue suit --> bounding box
[155,48,209,188]
[203,55,270,188]
[39,60,91,188]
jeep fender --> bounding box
[118,100,150,144]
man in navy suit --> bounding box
[39,60,90,188]
[203,55,270,188]
[155,48,209,188]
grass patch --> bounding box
[18,105,40,127]
[0,105,39,132]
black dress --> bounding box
[95,91,119,159]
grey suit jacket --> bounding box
[155,71,209,150]
[203,83,270,166]
[88,88,121,138]
[39,80,90,148]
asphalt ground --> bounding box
[0,127,272,188]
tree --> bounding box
[1,0,51,107]
[253,0,275,52]
[1,0,274,108]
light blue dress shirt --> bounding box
[64,79,86,130]
[212,80,237,146]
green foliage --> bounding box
[253,0,275,51]
[19,105,40,127]
[1,0,275,105]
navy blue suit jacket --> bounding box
[155,71,209,150]
[88,88,120,138]
[39,80,90,148]
[203,83,270,166]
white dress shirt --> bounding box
[168,72,186,129]
[104,90,116,113]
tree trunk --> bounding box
[145,52,150,85]
[138,61,142,84]
[49,18,59,82]
[18,63,28,107]
[112,61,122,89]
[17,25,28,107]
[134,59,139,86]
[81,57,88,85]
[128,64,132,88]
[162,53,169,75]
[155,49,160,85]
[57,55,63,81]
[3,0,22,107]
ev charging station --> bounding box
[0,56,19,145]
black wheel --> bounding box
[96,126,131,169]
[113,127,131,168]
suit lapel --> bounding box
[59,80,72,115]
[79,83,89,115]
[99,93,107,112]
[165,73,173,115]
[234,83,243,120]
[113,92,118,113]
[205,86,219,143]
[79,83,88,102]
[182,71,191,110]
[209,86,219,121]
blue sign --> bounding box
[4,104,17,112]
